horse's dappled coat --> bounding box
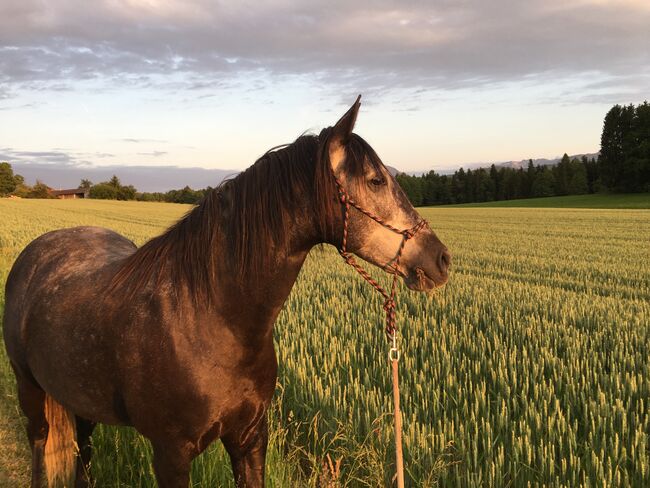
[3,98,449,487]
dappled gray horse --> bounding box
[3,98,450,487]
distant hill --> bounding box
[497,152,599,170]
[10,163,238,193]
[386,165,400,176]
[407,152,599,176]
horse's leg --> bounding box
[74,416,96,488]
[152,442,192,488]
[15,375,48,488]
[223,415,269,488]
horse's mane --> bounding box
[110,129,383,302]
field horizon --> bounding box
[435,192,650,209]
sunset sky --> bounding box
[1,0,649,174]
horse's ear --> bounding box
[329,95,361,173]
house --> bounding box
[49,188,90,199]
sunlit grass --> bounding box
[1,198,649,486]
[443,192,650,209]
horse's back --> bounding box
[3,226,136,394]
[5,225,135,306]
[8,225,135,279]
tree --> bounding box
[117,185,137,201]
[629,101,650,191]
[90,183,119,200]
[524,159,535,198]
[553,154,571,195]
[395,174,423,206]
[501,170,517,199]
[0,162,18,196]
[27,180,54,199]
[109,175,122,188]
[89,175,137,200]
[531,168,555,197]
[12,183,31,198]
[79,179,93,190]
[465,171,475,202]
[582,156,599,193]
[598,103,648,191]
[452,168,466,203]
[600,105,625,190]
[568,159,588,194]
[480,169,496,201]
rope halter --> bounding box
[331,171,428,340]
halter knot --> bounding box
[331,167,428,342]
[383,297,396,313]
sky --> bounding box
[1,0,649,181]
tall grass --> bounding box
[1,199,649,486]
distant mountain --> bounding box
[407,152,599,176]
[10,163,238,193]
[386,165,400,176]
[497,152,600,170]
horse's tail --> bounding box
[44,394,77,487]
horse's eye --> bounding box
[370,177,386,187]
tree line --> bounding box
[396,101,649,206]
[0,163,54,198]
[85,175,212,204]
[0,166,211,204]
[396,155,597,206]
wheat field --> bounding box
[1,198,649,486]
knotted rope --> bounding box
[331,172,428,488]
[332,174,427,339]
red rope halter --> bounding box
[331,172,428,340]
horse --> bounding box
[3,97,450,487]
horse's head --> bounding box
[323,97,450,292]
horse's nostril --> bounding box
[439,249,451,273]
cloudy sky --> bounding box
[1,0,649,178]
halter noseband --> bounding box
[331,170,428,340]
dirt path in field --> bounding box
[0,383,30,486]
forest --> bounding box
[397,102,650,206]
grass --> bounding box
[439,192,650,209]
[1,198,649,486]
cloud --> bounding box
[1,0,648,98]
[8,160,237,192]
[121,138,168,144]
[0,102,37,110]
[137,151,167,157]
[1,146,237,191]
[0,148,115,166]
[0,148,84,165]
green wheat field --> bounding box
[1,198,649,487]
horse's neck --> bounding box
[212,197,320,328]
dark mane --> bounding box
[110,129,380,302]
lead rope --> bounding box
[332,173,427,488]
